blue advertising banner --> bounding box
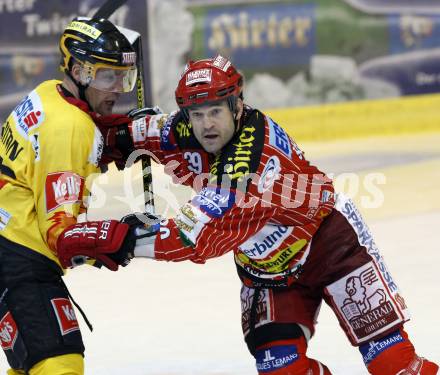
[388,14,440,54]
[204,3,316,69]
[187,0,440,108]
[0,0,150,121]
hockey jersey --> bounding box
[0,80,103,266]
[131,107,335,287]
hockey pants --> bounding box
[6,354,83,375]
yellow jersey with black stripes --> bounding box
[0,80,103,266]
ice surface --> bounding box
[1,134,439,374]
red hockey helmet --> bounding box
[175,55,243,111]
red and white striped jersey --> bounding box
[132,107,335,287]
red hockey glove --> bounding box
[56,220,136,271]
[94,114,134,170]
[95,107,162,170]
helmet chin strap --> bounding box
[228,95,243,133]
[67,70,93,111]
[233,110,241,133]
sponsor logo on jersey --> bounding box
[131,116,148,144]
[321,189,333,203]
[1,121,24,162]
[12,90,45,140]
[325,262,403,344]
[0,208,11,231]
[258,155,281,193]
[213,124,256,183]
[268,117,292,158]
[88,129,104,167]
[192,186,235,218]
[45,172,84,212]
[209,113,264,188]
[0,311,18,351]
[337,197,398,293]
[160,113,177,150]
[237,239,306,274]
[186,68,212,85]
[239,224,293,259]
[255,344,299,373]
[51,298,79,335]
[360,330,404,365]
[30,133,40,162]
[176,121,192,138]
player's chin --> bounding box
[202,142,220,154]
[99,101,115,115]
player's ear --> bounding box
[70,62,81,81]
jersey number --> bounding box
[184,152,203,174]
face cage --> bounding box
[78,61,137,93]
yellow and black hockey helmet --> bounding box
[59,17,137,93]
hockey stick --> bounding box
[119,27,155,214]
[93,0,155,214]
[93,0,127,19]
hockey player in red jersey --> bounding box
[0,18,147,375]
[68,55,438,374]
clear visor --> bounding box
[79,63,137,93]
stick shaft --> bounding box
[93,0,128,19]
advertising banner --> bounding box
[187,0,440,108]
[0,0,150,121]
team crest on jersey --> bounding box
[45,172,84,212]
[51,298,79,335]
[0,311,18,351]
[325,262,406,344]
[175,203,211,245]
[12,90,45,140]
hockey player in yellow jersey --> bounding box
[0,17,144,375]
